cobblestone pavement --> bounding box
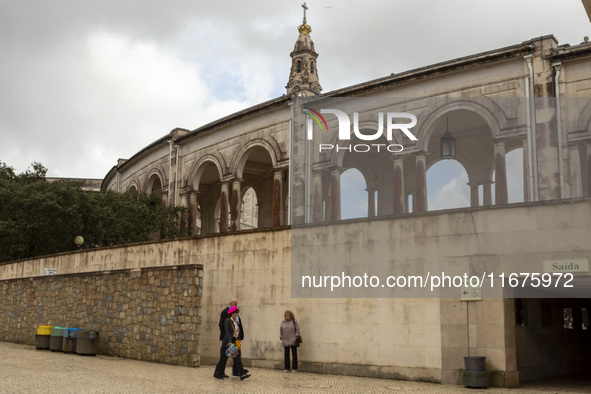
[1,342,589,393]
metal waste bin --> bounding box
[463,356,489,388]
[62,328,82,353]
[35,325,54,350]
[76,330,100,356]
[49,327,66,351]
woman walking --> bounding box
[214,306,250,380]
[280,310,300,372]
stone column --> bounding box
[231,179,241,231]
[366,185,376,217]
[272,170,283,227]
[568,144,583,198]
[330,168,341,221]
[219,182,229,233]
[414,152,427,213]
[393,157,405,214]
[189,191,198,235]
[312,171,323,222]
[483,180,493,206]
[587,143,591,198]
[180,192,189,234]
[467,181,480,207]
[494,139,508,205]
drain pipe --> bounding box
[175,144,181,206]
[552,62,564,199]
[288,100,293,226]
[524,54,539,201]
[523,54,535,201]
[168,140,173,206]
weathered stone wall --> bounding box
[1,201,591,386]
[0,264,203,367]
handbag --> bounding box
[293,320,302,347]
[225,343,239,358]
[231,320,242,350]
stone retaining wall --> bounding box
[0,264,203,367]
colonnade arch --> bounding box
[309,103,521,222]
[183,139,286,235]
[146,171,165,206]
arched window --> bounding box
[296,60,301,73]
[340,168,368,219]
[426,160,470,211]
[241,187,259,229]
[310,61,314,74]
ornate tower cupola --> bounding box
[286,2,322,96]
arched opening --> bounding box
[427,160,470,210]
[238,146,274,228]
[146,174,164,206]
[340,168,368,219]
[240,187,259,229]
[425,109,495,210]
[296,60,301,73]
[195,162,222,235]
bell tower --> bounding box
[286,2,322,96]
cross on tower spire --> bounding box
[302,2,308,24]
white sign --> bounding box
[543,258,589,274]
[44,268,57,276]
[461,285,482,301]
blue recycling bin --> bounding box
[62,328,82,353]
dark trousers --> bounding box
[284,346,298,370]
[214,345,247,377]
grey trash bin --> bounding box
[76,330,100,356]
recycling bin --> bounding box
[49,327,66,351]
[35,325,54,350]
[62,328,82,353]
[76,330,100,356]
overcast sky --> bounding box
[1,0,589,180]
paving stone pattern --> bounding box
[0,265,203,367]
[2,342,589,394]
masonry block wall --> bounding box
[0,264,203,367]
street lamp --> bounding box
[74,236,84,249]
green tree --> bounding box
[0,162,190,263]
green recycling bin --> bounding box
[49,327,66,351]
[35,325,54,350]
[62,328,82,353]
[76,330,100,356]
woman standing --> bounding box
[280,310,300,372]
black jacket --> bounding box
[222,317,244,348]
[219,306,230,340]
